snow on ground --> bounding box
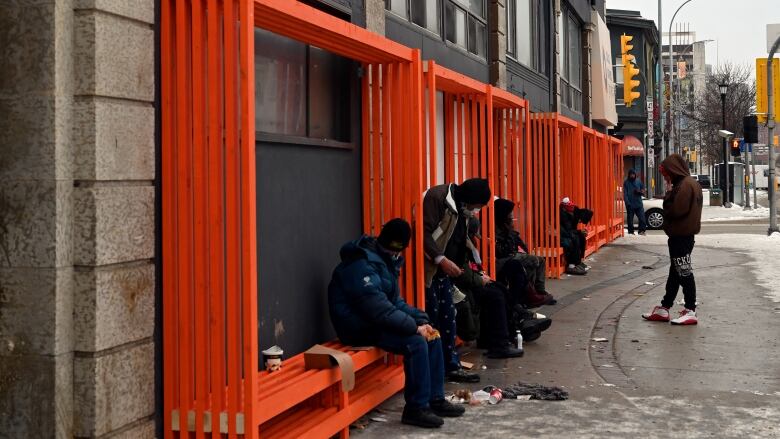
[616,232,780,303]
[698,189,772,222]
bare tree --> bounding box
[680,62,756,166]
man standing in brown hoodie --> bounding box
[642,154,703,325]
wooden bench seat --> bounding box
[255,341,404,438]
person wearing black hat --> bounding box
[494,198,556,307]
[328,218,465,428]
[422,178,492,383]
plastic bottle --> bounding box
[516,330,523,350]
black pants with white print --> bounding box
[661,235,696,311]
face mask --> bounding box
[629,175,636,181]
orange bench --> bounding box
[256,341,404,438]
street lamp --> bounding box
[718,83,731,208]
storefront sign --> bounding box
[591,10,617,126]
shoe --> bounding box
[521,316,553,334]
[402,406,444,428]
[430,399,465,417]
[566,264,587,275]
[671,308,698,325]
[485,342,524,359]
[577,263,591,271]
[638,231,646,236]
[642,305,670,322]
[446,368,480,383]
[526,291,557,307]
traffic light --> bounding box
[730,139,741,157]
[743,115,758,143]
[621,34,641,107]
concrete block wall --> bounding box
[0,0,156,437]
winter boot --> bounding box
[401,406,444,428]
[430,399,466,417]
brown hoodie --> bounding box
[661,154,703,236]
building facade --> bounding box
[606,9,659,193]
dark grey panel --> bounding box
[385,17,489,83]
[561,106,584,123]
[256,142,362,359]
[506,60,552,113]
[564,0,591,23]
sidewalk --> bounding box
[352,235,780,438]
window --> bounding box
[386,0,485,59]
[507,0,549,74]
[255,28,351,142]
[445,1,486,58]
[386,0,440,35]
[559,7,582,112]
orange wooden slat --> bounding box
[371,65,382,231]
[485,90,496,279]
[411,50,426,309]
[427,61,437,188]
[222,0,241,436]
[381,64,392,227]
[205,2,225,437]
[191,1,208,436]
[239,0,258,435]
[174,3,194,436]
[361,67,371,234]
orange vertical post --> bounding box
[428,61,437,187]
[382,64,393,226]
[361,68,371,233]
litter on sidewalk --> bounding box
[592,337,609,342]
[500,382,569,401]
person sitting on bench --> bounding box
[328,218,465,429]
[494,198,556,307]
[560,197,592,275]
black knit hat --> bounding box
[494,198,515,224]
[457,178,492,205]
[377,218,412,251]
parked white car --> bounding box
[626,197,665,230]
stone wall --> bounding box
[0,1,156,437]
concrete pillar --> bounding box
[365,0,386,36]
[0,1,156,437]
[553,0,562,112]
[489,0,507,88]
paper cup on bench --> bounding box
[262,345,284,372]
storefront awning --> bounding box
[621,135,644,157]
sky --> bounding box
[605,0,780,76]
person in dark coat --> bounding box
[623,169,647,235]
[494,198,556,307]
[642,154,703,325]
[328,219,465,428]
[560,197,589,275]
[422,178,491,383]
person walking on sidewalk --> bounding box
[328,219,465,428]
[623,169,647,235]
[642,154,703,325]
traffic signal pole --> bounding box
[768,36,780,235]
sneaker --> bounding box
[671,308,698,325]
[566,264,587,275]
[430,399,466,417]
[485,342,524,359]
[641,305,670,322]
[402,406,444,428]
[577,263,591,271]
[638,231,646,236]
[446,368,480,383]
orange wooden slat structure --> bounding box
[161,1,625,437]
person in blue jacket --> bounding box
[328,218,465,428]
[623,169,647,235]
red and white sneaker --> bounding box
[671,308,698,325]
[642,305,670,322]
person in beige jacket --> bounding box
[422,178,491,383]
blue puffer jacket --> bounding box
[328,236,430,346]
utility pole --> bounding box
[719,83,730,207]
[658,0,664,172]
[768,36,780,234]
